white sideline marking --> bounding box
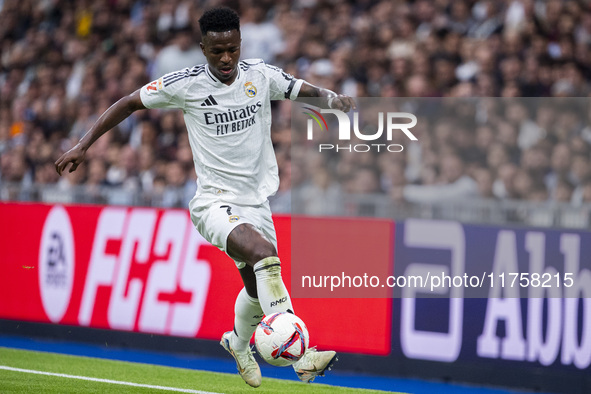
[0,365,221,394]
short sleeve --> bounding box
[264,63,304,101]
[140,69,191,110]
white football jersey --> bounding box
[140,59,303,205]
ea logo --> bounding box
[38,205,75,323]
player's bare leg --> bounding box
[227,223,294,314]
[225,223,337,383]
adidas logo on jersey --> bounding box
[201,95,218,106]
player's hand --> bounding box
[329,94,356,112]
[55,144,87,176]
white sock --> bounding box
[230,287,263,353]
[253,257,294,315]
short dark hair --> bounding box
[199,7,240,36]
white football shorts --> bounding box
[189,197,278,269]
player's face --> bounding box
[201,30,241,85]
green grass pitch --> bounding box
[0,347,402,393]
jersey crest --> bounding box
[245,82,257,98]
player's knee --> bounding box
[250,241,277,265]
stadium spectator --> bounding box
[297,166,342,216]
[161,161,189,208]
[513,168,537,200]
[392,153,478,203]
[347,166,382,194]
[239,3,284,63]
[137,145,156,193]
[151,25,206,81]
[86,159,109,188]
[268,157,292,214]
[493,162,518,200]
[526,180,550,202]
[473,167,496,199]
[570,154,591,188]
[554,178,575,203]
[69,99,99,141]
[84,158,109,203]
[579,179,591,204]
[545,142,573,196]
[105,144,140,191]
[486,142,512,174]
[379,158,407,194]
[520,144,550,177]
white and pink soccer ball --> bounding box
[254,312,309,366]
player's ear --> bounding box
[200,41,205,54]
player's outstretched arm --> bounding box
[55,89,146,175]
[295,82,356,112]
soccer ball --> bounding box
[254,312,309,366]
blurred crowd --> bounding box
[1,0,591,211]
[290,97,591,217]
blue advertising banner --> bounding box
[391,219,591,393]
